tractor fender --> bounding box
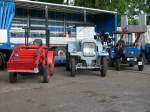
[47,51,55,67]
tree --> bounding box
[126,0,150,25]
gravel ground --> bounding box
[0,65,150,112]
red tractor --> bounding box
[7,26,54,83]
[7,43,54,83]
[7,27,54,83]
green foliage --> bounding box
[128,19,138,25]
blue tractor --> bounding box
[109,31,145,71]
[0,0,15,69]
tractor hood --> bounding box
[124,47,140,58]
[81,38,96,44]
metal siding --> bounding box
[0,1,15,49]
[11,8,117,45]
[11,9,94,40]
[115,15,117,31]
[95,14,117,35]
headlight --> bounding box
[15,53,19,57]
[34,67,39,73]
[83,48,96,56]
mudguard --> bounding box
[47,51,55,71]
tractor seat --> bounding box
[33,39,43,46]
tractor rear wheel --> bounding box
[0,53,5,70]
[100,57,107,77]
[66,53,70,71]
[116,58,120,71]
[138,57,144,71]
[66,48,70,71]
[66,62,71,71]
[70,57,76,77]
[42,65,50,83]
[0,56,3,70]
[9,73,17,83]
[109,59,115,67]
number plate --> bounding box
[138,62,143,65]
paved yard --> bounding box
[0,65,150,112]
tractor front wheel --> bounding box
[138,57,144,71]
[0,53,5,70]
[66,52,70,71]
[42,65,50,83]
[100,57,107,77]
[9,73,17,83]
[70,57,76,77]
[66,62,70,71]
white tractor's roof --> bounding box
[81,38,97,43]
[15,0,117,15]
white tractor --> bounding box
[66,38,109,77]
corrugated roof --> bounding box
[15,0,117,15]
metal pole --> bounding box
[64,13,66,36]
[125,0,127,14]
[26,9,30,46]
[45,5,49,47]
[84,10,87,23]
[25,29,27,46]
[144,0,147,5]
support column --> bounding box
[45,5,49,47]
[25,9,30,46]
[84,10,87,23]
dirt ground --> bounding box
[0,65,150,112]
